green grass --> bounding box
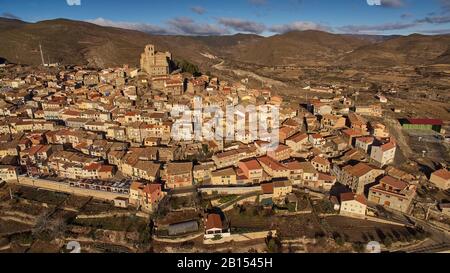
[218,195,237,204]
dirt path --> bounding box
[213,60,287,88]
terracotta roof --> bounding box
[318,173,336,181]
[130,181,145,191]
[99,165,114,173]
[356,137,374,144]
[312,156,329,166]
[205,214,223,230]
[261,183,274,194]
[345,163,375,177]
[84,163,101,171]
[340,192,367,205]
[286,133,308,143]
[310,133,323,139]
[257,156,287,171]
[406,119,443,126]
[166,162,193,175]
[342,129,365,137]
[239,159,262,170]
[432,169,450,180]
[273,180,292,188]
[212,167,236,177]
[143,183,161,195]
[284,161,303,171]
[380,176,408,191]
[381,141,396,152]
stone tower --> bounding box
[140,44,172,76]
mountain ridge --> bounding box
[0,17,449,68]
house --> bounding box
[342,129,367,146]
[340,192,367,218]
[308,100,332,116]
[370,122,390,138]
[144,137,161,147]
[260,179,293,200]
[368,176,416,213]
[267,144,292,161]
[113,197,129,208]
[193,162,216,184]
[237,159,264,183]
[211,167,237,186]
[82,163,115,180]
[279,126,297,143]
[257,156,290,178]
[129,181,164,212]
[311,156,330,173]
[355,137,374,153]
[131,161,160,182]
[297,162,320,188]
[204,213,230,239]
[321,114,346,130]
[0,165,19,182]
[317,173,337,191]
[212,146,258,169]
[370,140,396,166]
[354,104,382,117]
[286,133,309,152]
[347,112,368,132]
[336,163,385,194]
[165,162,193,189]
[308,134,326,147]
[429,169,450,190]
[273,180,293,199]
[284,161,304,184]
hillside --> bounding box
[223,30,373,66]
[0,17,449,69]
[339,34,450,67]
[0,18,216,67]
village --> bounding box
[0,44,449,253]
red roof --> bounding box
[340,192,367,205]
[261,183,274,194]
[407,119,443,126]
[380,176,408,191]
[432,169,450,180]
[205,214,223,230]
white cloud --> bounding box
[86,17,172,35]
[66,0,81,6]
[269,21,332,33]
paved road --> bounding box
[366,200,450,253]
[374,204,450,253]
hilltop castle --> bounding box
[140,44,172,76]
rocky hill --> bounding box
[0,17,449,69]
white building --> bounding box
[340,192,367,218]
[370,141,396,166]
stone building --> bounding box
[140,44,172,76]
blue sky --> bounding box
[1,0,450,35]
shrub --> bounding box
[352,242,365,253]
[335,236,345,246]
[382,237,393,248]
[287,203,297,212]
